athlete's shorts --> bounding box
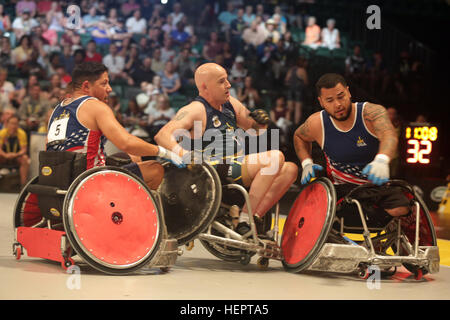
[213,155,245,186]
[334,183,412,227]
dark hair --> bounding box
[315,73,347,96]
[71,62,108,90]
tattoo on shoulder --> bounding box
[174,111,188,121]
[298,118,311,139]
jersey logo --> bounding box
[356,136,367,147]
[212,115,221,128]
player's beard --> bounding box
[330,101,352,122]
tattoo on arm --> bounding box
[174,111,188,121]
[297,118,312,140]
[363,103,398,157]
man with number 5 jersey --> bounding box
[46,61,184,190]
[293,73,410,219]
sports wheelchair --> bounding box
[13,151,179,274]
[281,178,440,280]
[161,162,439,280]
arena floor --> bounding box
[1,191,449,301]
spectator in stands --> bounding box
[255,4,268,21]
[198,3,215,28]
[0,106,15,129]
[44,51,62,78]
[141,0,153,20]
[159,61,181,96]
[102,43,127,83]
[221,42,234,70]
[0,36,11,68]
[96,1,107,17]
[121,0,141,18]
[272,13,287,36]
[16,0,37,17]
[126,10,147,34]
[20,48,46,79]
[0,4,12,32]
[229,55,248,90]
[242,19,267,51]
[46,1,64,32]
[148,4,164,28]
[55,66,71,88]
[73,48,86,66]
[345,44,366,82]
[285,56,308,125]
[145,94,175,141]
[243,5,255,26]
[170,21,190,47]
[17,83,50,133]
[123,44,139,80]
[162,15,174,35]
[11,35,32,70]
[270,95,291,145]
[366,52,388,95]
[168,2,185,29]
[91,18,112,47]
[0,68,14,111]
[161,37,176,63]
[321,18,340,50]
[83,7,102,33]
[107,91,122,124]
[202,31,223,62]
[229,7,246,55]
[174,47,195,85]
[37,0,53,16]
[237,75,261,110]
[180,15,194,37]
[256,34,277,64]
[218,2,236,40]
[264,18,281,44]
[151,48,165,74]
[148,27,163,49]
[84,40,103,63]
[0,114,30,186]
[60,44,75,75]
[12,9,38,40]
[12,73,38,108]
[302,16,321,49]
[107,7,119,27]
[122,97,148,138]
[130,56,156,87]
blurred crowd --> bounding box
[0,0,435,186]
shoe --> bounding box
[235,222,251,235]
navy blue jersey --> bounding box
[47,95,106,169]
[321,102,379,185]
[184,96,244,164]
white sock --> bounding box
[239,212,249,224]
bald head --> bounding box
[194,63,231,107]
[194,63,226,90]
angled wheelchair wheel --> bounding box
[159,162,222,246]
[397,187,437,276]
[63,167,163,275]
[281,178,336,273]
[13,176,43,228]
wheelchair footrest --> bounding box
[16,227,68,264]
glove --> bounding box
[249,109,270,125]
[362,154,390,186]
[300,158,323,185]
[157,146,185,168]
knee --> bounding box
[282,162,299,180]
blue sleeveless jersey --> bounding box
[181,96,243,164]
[321,102,379,185]
[46,95,106,169]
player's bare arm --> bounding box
[83,99,159,157]
[294,112,321,161]
[154,101,205,157]
[363,103,398,159]
[230,96,268,133]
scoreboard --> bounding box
[403,123,440,166]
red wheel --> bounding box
[414,268,423,281]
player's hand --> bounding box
[157,146,186,168]
[362,154,390,185]
[181,150,204,165]
[249,109,270,125]
[300,158,323,184]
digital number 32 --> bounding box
[407,140,431,164]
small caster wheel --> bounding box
[358,266,370,280]
[61,258,75,271]
[257,257,269,270]
[14,245,22,260]
[160,267,170,273]
[185,241,194,251]
[414,268,423,281]
[239,254,251,266]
